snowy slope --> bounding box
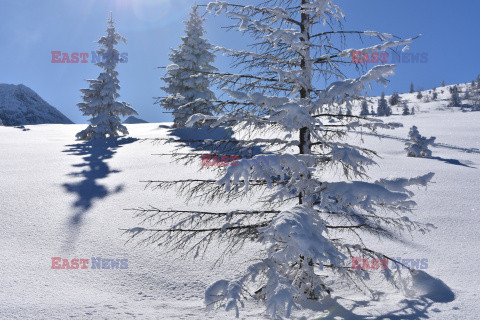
[0,84,73,126]
[0,92,479,319]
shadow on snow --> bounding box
[295,270,455,320]
[62,137,137,229]
[166,125,264,160]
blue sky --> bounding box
[1,0,479,124]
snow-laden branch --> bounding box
[316,35,421,64]
[313,64,397,108]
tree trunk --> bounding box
[299,0,311,204]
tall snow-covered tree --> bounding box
[389,91,400,106]
[345,101,352,116]
[410,82,415,93]
[402,101,410,115]
[76,14,137,140]
[128,2,433,318]
[405,126,435,157]
[360,100,370,116]
[158,5,217,128]
[449,86,461,107]
[377,92,392,116]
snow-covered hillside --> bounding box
[0,92,479,319]
[0,84,73,126]
[123,116,149,124]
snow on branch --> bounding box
[313,65,397,108]
[317,35,421,63]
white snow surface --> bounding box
[1,91,480,319]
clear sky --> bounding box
[1,0,479,124]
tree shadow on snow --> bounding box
[62,137,137,243]
[296,271,455,320]
[427,156,475,168]
[166,125,264,162]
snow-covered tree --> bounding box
[128,2,433,318]
[449,86,461,107]
[158,5,217,128]
[464,88,471,100]
[345,101,352,116]
[410,82,415,93]
[360,100,370,116]
[411,106,415,115]
[405,126,435,157]
[416,90,423,100]
[76,14,137,140]
[377,92,392,116]
[337,106,344,119]
[442,80,445,87]
[389,91,400,106]
[402,101,410,115]
[432,91,438,100]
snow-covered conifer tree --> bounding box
[389,91,400,105]
[442,80,445,87]
[416,90,423,100]
[345,101,352,116]
[410,82,415,93]
[377,92,391,116]
[158,5,217,128]
[129,2,433,318]
[449,86,461,107]
[432,91,438,100]
[411,106,415,115]
[405,126,435,157]
[76,14,137,140]
[402,101,410,115]
[360,100,370,116]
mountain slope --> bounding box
[123,116,149,124]
[0,84,73,126]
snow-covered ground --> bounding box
[1,96,479,319]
